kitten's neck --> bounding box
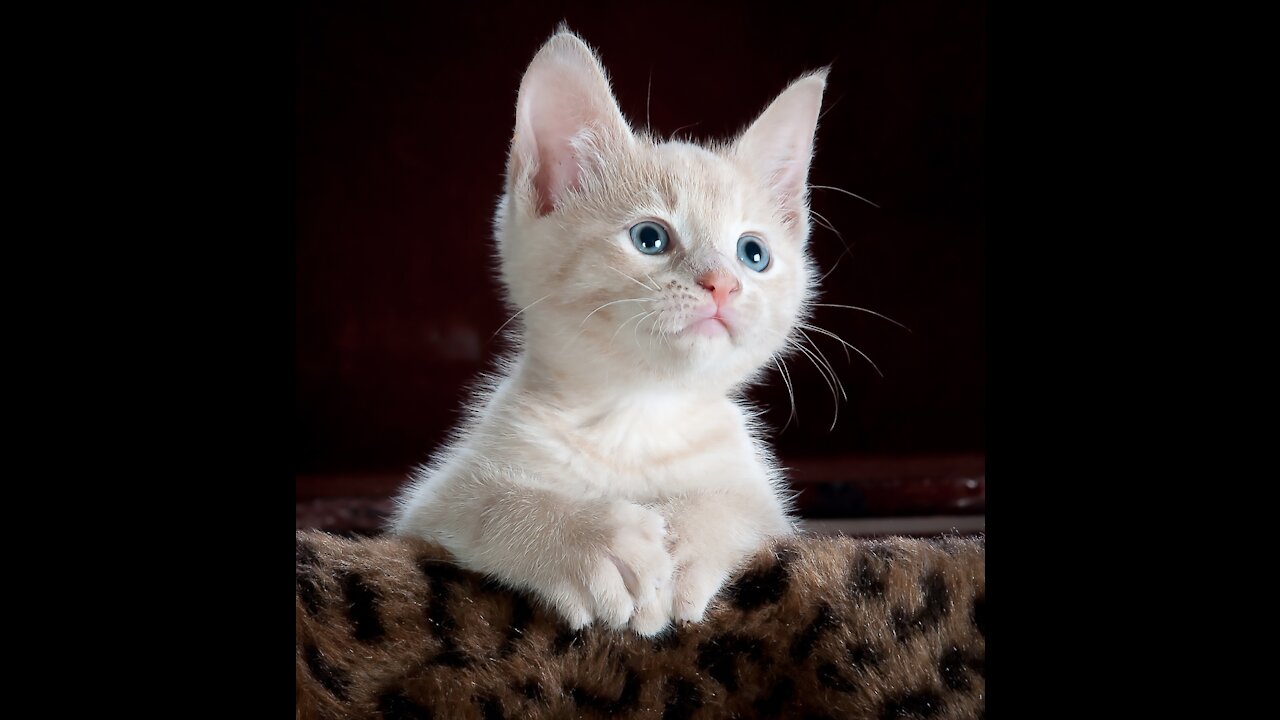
[512,350,731,410]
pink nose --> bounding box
[696,269,741,308]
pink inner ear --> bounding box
[528,103,585,216]
[509,36,631,217]
[736,74,826,224]
[769,158,809,225]
[512,72,594,216]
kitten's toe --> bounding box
[605,501,675,604]
[545,582,594,630]
[673,561,730,624]
[629,575,675,636]
[587,556,635,628]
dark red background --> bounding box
[296,1,985,484]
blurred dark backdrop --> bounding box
[296,1,985,517]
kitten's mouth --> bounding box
[683,316,733,339]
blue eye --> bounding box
[630,221,669,255]
[737,235,770,272]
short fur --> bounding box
[296,530,986,719]
[391,29,831,635]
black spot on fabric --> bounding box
[696,633,765,691]
[303,644,350,702]
[917,570,951,629]
[500,593,535,657]
[790,603,837,662]
[939,648,971,691]
[343,572,386,643]
[377,690,432,720]
[429,645,471,668]
[476,696,504,720]
[881,690,944,718]
[569,669,642,715]
[652,628,681,651]
[865,542,900,562]
[296,539,321,569]
[297,572,323,616]
[968,652,985,675]
[417,562,471,666]
[553,627,583,655]
[850,552,887,598]
[973,594,985,637]
[726,547,796,610]
[891,606,912,641]
[419,559,458,640]
[521,681,544,701]
[662,677,704,720]
[418,558,466,583]
[890,571,952,641]
[296,541,325,615]
[615,669,642,709]
[817,662,858,692]
[847,643,883,670]
[756,678,794,716]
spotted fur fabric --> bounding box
[296,531,985,719]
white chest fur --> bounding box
[471,382,769,501]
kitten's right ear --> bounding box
[508,31,633,216]
[734,70,828,228]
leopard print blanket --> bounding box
[296,531,985,719]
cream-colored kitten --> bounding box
[391,30,826,636]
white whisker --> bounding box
[607,266,661,293]
[810,209,843,241]
[811,303,912,333]
[579,297,653,328]
[818,253,845,284]
[609,310,649,344]
[646,67,653,133]
[796,329,848,400]
[489,293,552,342]
[669,121,701,138]
[762,326,841,430]
[800,323,849,363]
[788,338,841,430]
[799,322,884,378]
[809,209,855,267]
[809,184,881,209]
[633,311,659,348]
[772,356,798,431]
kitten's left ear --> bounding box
[734,70,828,227]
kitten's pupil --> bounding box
[640,226,661,249]
[737,235,770,272]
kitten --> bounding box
[391,29,826,636]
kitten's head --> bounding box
[495,30,824,394]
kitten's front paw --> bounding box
[584,501,674,632]
[671,559,732,623]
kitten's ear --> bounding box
[508,31,633,216]
[734,70,828,227]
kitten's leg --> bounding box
[634,488,793,630]
[394,466,674,632]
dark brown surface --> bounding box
[296,1,986,478]
[788,454,985,518]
